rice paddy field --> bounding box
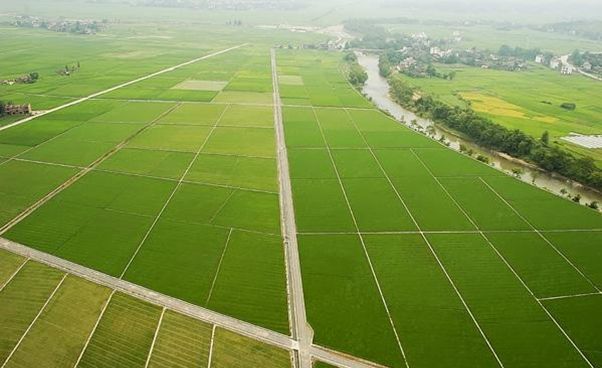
[395,64,602,166]
[1,15,601,368]
[278,50,602,368]
[0,249,292,368]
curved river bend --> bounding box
[356,52,602,206]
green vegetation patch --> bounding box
[211,328,291,368]
[211,190,281,233]
[127,125,211,152]
[207,231,289,334]
[58,122,142,143]
[186,154,277,192]
[486,232,596,298]
[298,234,404,367]
[314,109,366,148]
[148,311,212,368]
[428,233,590,368]
[6,171,176,276]
[158,103,227,126]
[292,178,355,232]
[0,160,77,227]
[413,148,501,177]
[172,80,228,91]
[483,176,602,230]
[438,177,530,231]
[213,91,273,105]
[343,178,416,232]
[363,234,500,367]
[203,127,275,158]
[331,149,383,178]
[283,108,325,148]
[77,292,162,368]
[123,220,230,306]
[279,75,304,85]
[544,295,602,367]
[288,149,336,179]
[0,249,25,286]
[0,261,64,363]
[20,137,115,166]
[4,276,111,368]
[90,102,175,124]
[0,119,82,147]
[219,105,273,128]
[544,232,602,289]
[98,148,194,180]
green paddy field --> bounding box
[1,16,601,368]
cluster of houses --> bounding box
[535,54,576,75]
[1,73,38,86]
[0,103,32,117]
[12,15,104,35]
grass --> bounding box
[363,234,500,367]
[202,127,276,158]
[0,160,78,227]
[185,154,278,192]
[0,261,65,363]
[158,104,227,126]
[0,249,25,286]
[219,105,273,128]
[206,230,289,334]
[428,233,589,367]
[292,179,355,232]
[4,276,111,368]
[5,171,176,276]
[210,328,291,368]
[298,234,404,367]
[486,232,597,298]
[97,148,194,180]
[544,295,602,367]
[77,292,162,368]
[127,125,211,152]
[147,310,213,368]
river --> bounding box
[356,52,602,207]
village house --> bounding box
[535,54,545,64]
[561,65,575,75]
[550,58,561,69]
[582,61,593,71]
[4,104,32,116]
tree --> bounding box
[541,130,550,145]
[572,194,582,203]
[447,71,456,80]
[0,100,5,116]
[587,201,599,210]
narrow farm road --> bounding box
[0,43,248,132]
[271,48,314,368]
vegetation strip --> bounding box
[411,149,595,367]
[312,107,411,368]
[1,273,67,368]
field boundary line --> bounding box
[0,257,29,292]
[0,103,181,236]
[539,292,602,301]
[343,110,503,367]
[72,290,115,368]
[119,104,231,279]
[207,325,217,368]
[478,177,601,293]
[313,107,410,368]
[1,272,68,368]
[271,48,312,368]
[412,150,594,368]
[0,44,248,133]
[144,307,166,368]
[205,229,234,305]
[310,345,389,368]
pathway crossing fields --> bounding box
[0,249,292,368]
[278,50,602,368]
[0,46,288,335]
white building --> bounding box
[550,58,561,69]
[535,54,545,64]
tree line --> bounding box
[387,76,602,191]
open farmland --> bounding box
[1,6,602,367]
[395,64,602,166]
[0,45,288,335]
[278,49,602,368]
[0,249,292,368]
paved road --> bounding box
[271,48,314,368]
[0,44,248,133]
[0,237,384,368]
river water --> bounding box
[356,52,602,206]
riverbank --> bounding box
[355,52,602,208]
